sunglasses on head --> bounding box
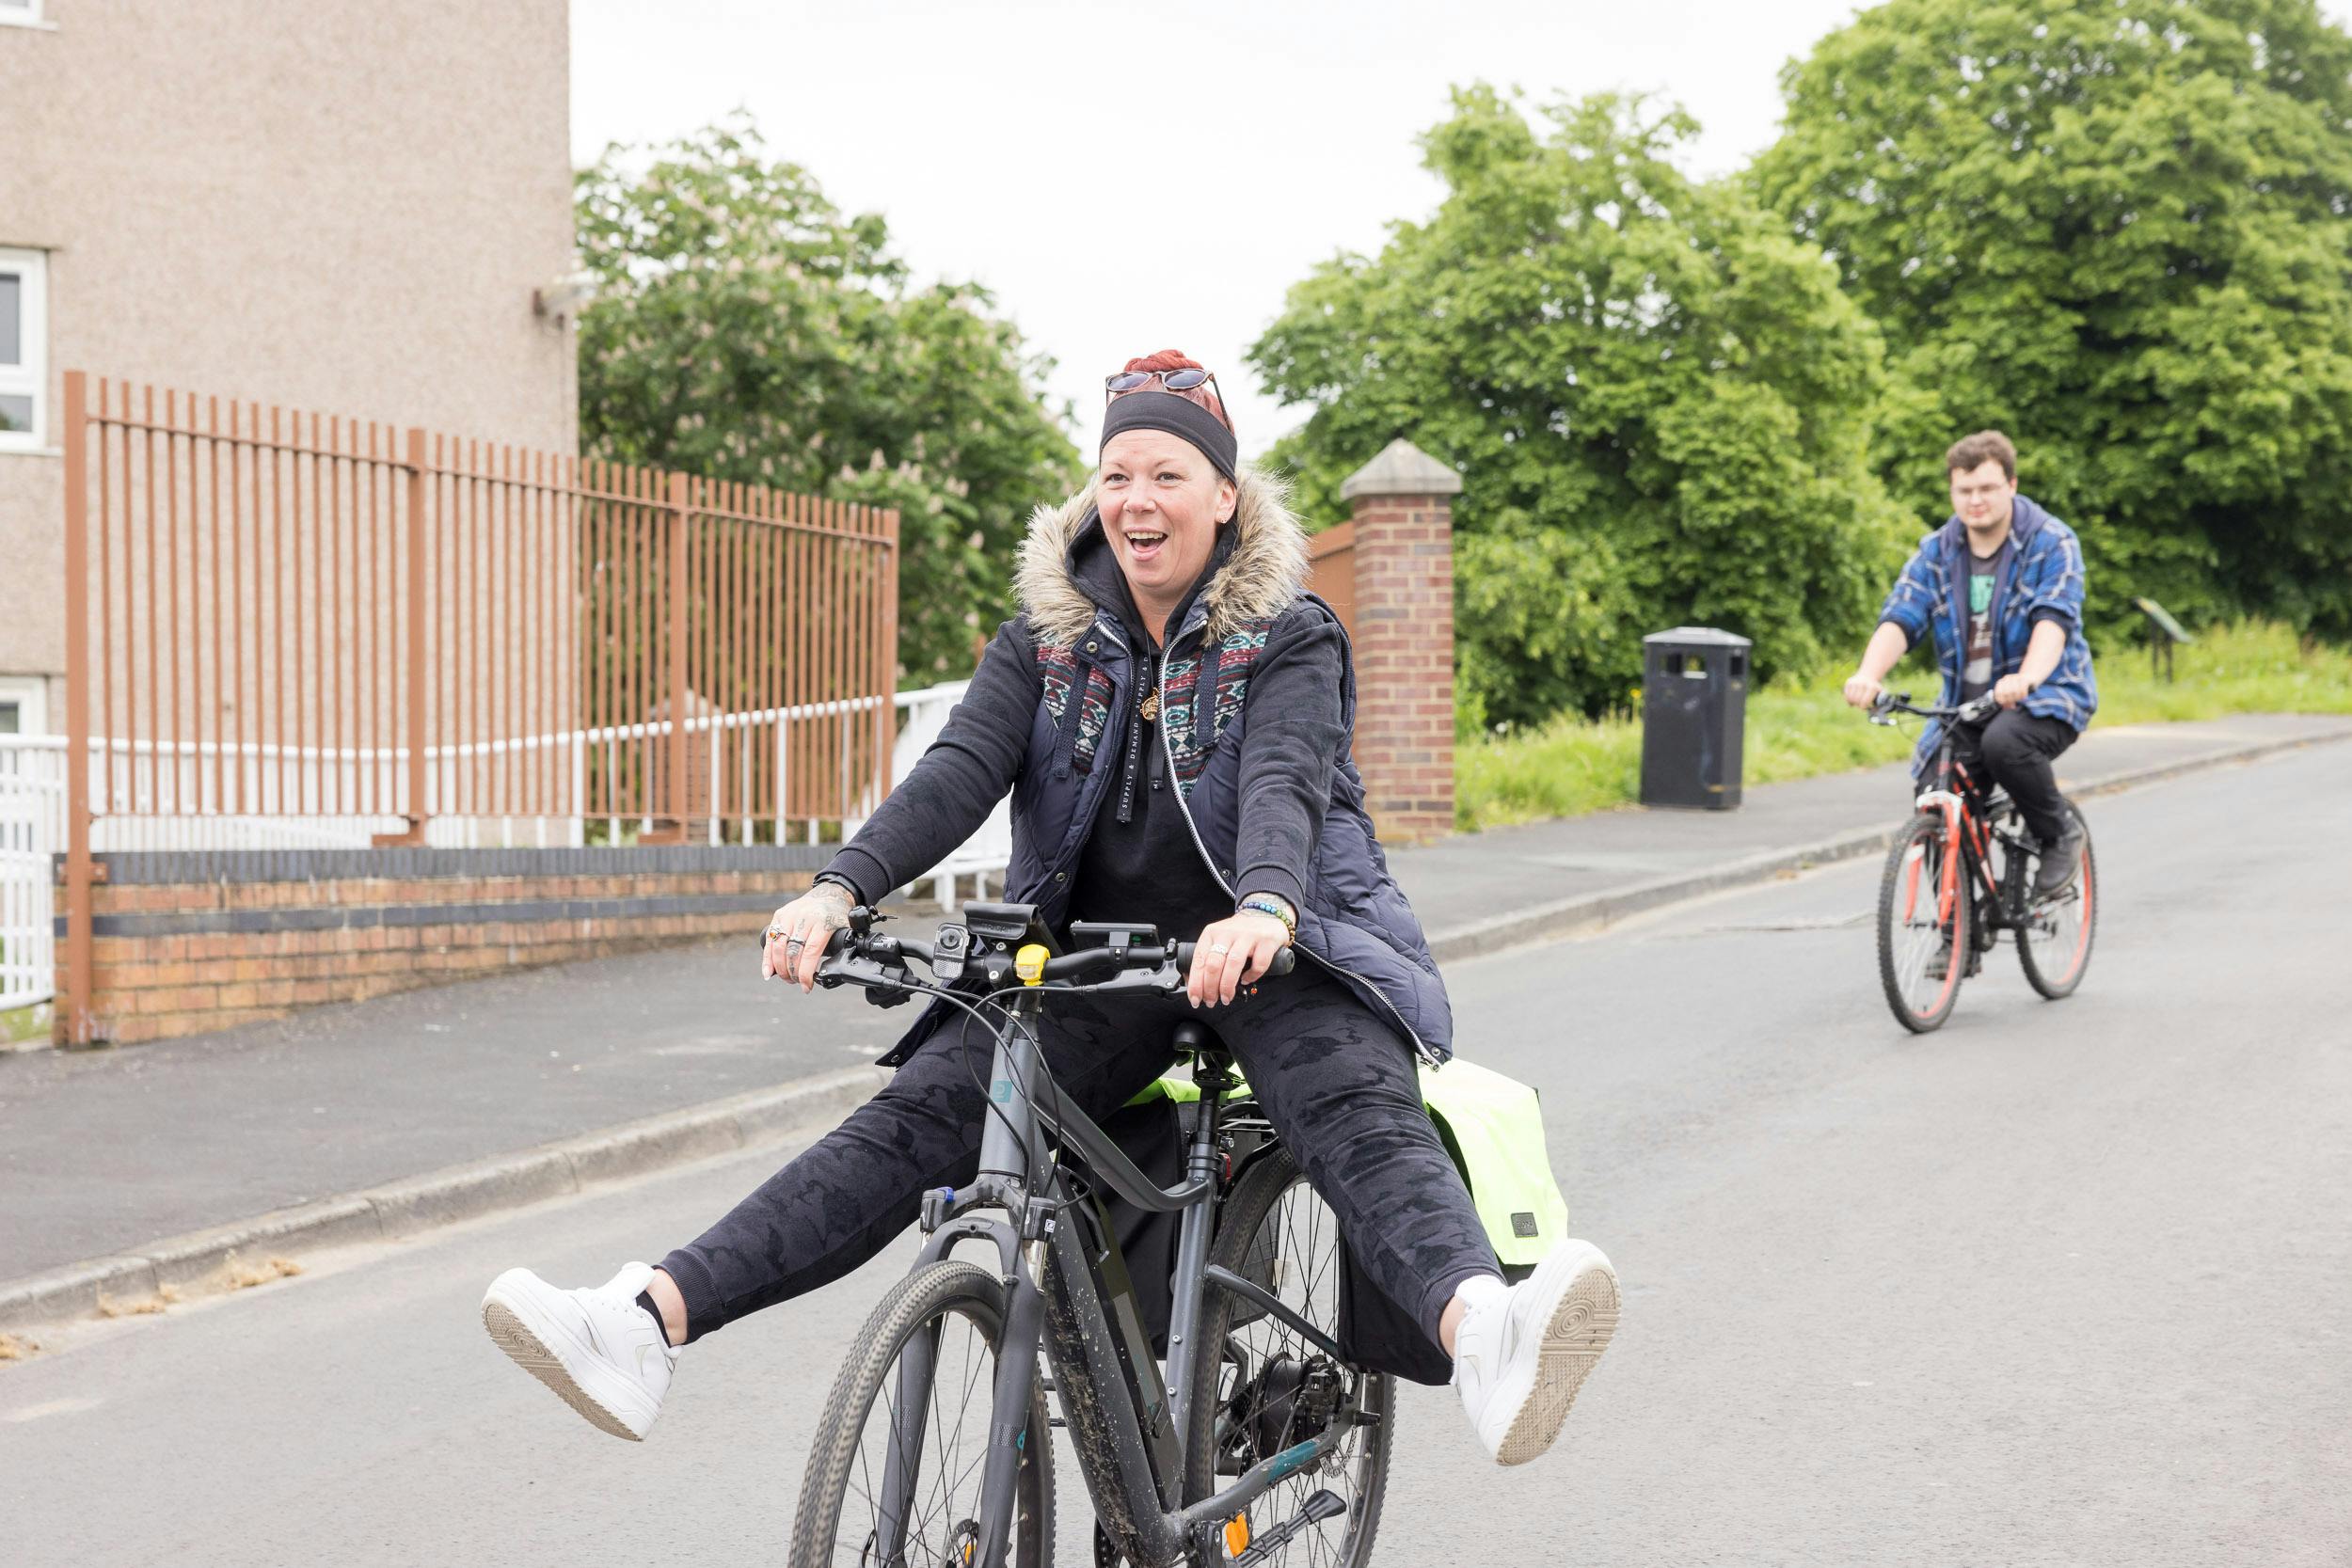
[1105,367,1232,430]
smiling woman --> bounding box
[484,345,1620,1483]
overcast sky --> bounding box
[573,0,2352,460]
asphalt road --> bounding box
[5,743,2345,1566]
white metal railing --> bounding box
[1,736,64,1010]
[70,691,897,848]
[0,678,1006,1013]
[889,679,1010,913]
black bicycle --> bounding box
[787,901,1390,1568]
[1867,693,2098,1033]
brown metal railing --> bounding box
[58,371,898,1041]
[1305,520,1357,641]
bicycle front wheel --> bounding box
[1184,1146,1391,1568]
[2017,802,2097,999]
[788,1259,1053,1568]
[1878,814,1971,1033]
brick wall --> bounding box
[1340,441,1462,845]
[57,846,827,1046]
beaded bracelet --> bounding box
[1236,895,1297,938]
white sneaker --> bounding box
[1451,1241,1619,1465]
[482,1261,679,1441]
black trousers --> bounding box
[659,963,1501,1353]
[1943,707,2080,844]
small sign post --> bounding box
[2134,597,2193,683]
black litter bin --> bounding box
[1639,626,1751,810]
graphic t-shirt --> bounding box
[1960,551,1999,699]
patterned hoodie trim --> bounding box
[1013,469,1311,650]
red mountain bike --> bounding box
[1868,693,2097,1033]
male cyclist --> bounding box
[1843,430,2097,906]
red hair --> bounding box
[1120,349,1233,436]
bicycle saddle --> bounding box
[1170,1020,1232,1066]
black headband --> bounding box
[1099,389,1238,483]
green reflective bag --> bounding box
[1416,1056,1572,1272]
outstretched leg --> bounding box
[1218,969,1499,1348]
[1217,966,1619,1465]
[485,991,1177,1439]
[661,992,1179,1339]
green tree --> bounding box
[1754,0,2352,638]
[1251,88,1905,728]
[576,119,1083,682]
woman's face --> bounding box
[1097,430,1236,619]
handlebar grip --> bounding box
[1172,942,1297,978]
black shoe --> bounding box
[2033,823,2085,899]
[1925,936,1953,982]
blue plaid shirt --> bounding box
[1878,494,2097,774]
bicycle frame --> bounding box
[868,983,1367,1568]
[1915,736,2042,943]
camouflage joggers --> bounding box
[658,963,1500,1353]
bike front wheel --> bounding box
[2017,802,2097,999]
[1879,813,1971,1033]
[1184,1146,1391,1568]
[789,1259,1053,1568]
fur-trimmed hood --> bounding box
[1013,472,1311,649]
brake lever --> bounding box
[816,953,902,991]
[1048,966,1184,997]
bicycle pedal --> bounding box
[1231,1489,1346,1565]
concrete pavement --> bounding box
[4,736,2345,1563]
[3,711,2346,1327]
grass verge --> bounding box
[2,1003,53,1048]
[1457,622,2352,832]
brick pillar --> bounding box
[1339,439,1461,845]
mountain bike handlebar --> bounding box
[1869,690,2001,727]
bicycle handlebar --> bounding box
[1869,690,2001,726]
[813,922,1296,999]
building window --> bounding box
[0,248,45,451]
[0,1,45,29]
[0,676,45,736]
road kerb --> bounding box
[0,1067,885,1336]
[0,1255,160,1330]
[145,1197,384,1291]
